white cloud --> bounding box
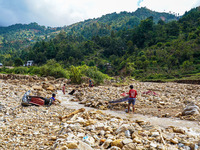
[0,0,199,27]
[193,0,200,7]
[140,0,199,15]
[24,0,139,27]
[24,0,100,26]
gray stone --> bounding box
[125,130,131,138]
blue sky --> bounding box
[0,0,199,27]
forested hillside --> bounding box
[0,22,62,66]
[21,6,200,80]
[0,7,177,66]
[64,7,178,39]
[1,7,199,81]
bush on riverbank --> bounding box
[79,65,111,85]
[39,60,70,79]
[0,60,110,84]
[69,65,111,84]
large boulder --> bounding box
[182,104,199,116]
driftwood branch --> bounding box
[59,108,85,121]
[158,129,166,145]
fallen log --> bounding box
[59,108,85,121]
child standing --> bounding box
[127,85,137,113]
[62,84,66,95]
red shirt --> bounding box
[129,89,137,98]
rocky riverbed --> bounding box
[74,81,200,121]
[0,74,200,149]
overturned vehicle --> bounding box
[21,90,53,106]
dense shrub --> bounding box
[69,65,83,84]
[28,66,41,75]
[0,67,10,73]
[13,67,28,74]
[39,59,69,78]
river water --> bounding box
[57,90,200,136]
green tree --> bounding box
[14,58,23,66]
[70,65,83,84]
[126,62,135,75]
[181,60,193,71]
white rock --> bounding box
[68,123,81,131]
[100,130,105,136]
[63,123,69,128]
[76,117,86,124]
[66,133,76,141]
[151,132,160,137]
[115,124,129,134]
[86,125,95,131]
[150,142,157,148]
[77,133,85,138]
[93,135,100,141]
[78,140,93,150]
[83,136,95,146]
[122,139,133,145]
[110,118,118,122]
[95,123,105,130]
[109,146,121,150]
